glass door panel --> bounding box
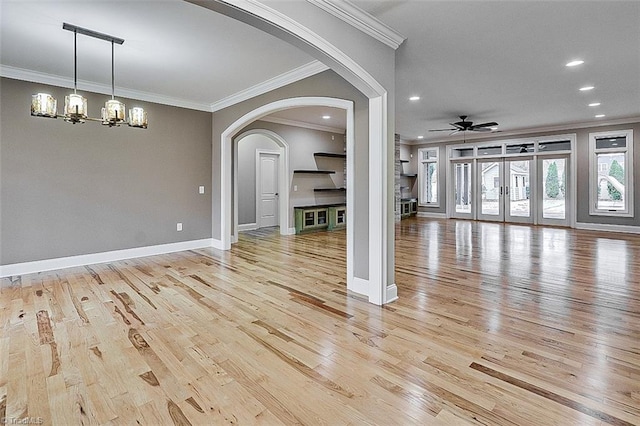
[452,161,473,218]
[478,160,503,221]
[505,159,533,223]
[538,156,569,226]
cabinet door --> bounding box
[304,211,315,227]
[317,209,327,225]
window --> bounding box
[589,129,634,217]
[418,148,439,206]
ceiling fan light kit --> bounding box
[30,23,148,129]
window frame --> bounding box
[589,129,634,217]
[418,147,439,207]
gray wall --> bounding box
[238,120,346,226]
[212,70,370,279]
[410,121,640,225]
[0,77,212,265]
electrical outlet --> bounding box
[199,185,205,194]
[177,222,183,231]
[294,185,298,192]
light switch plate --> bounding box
[199,186,205,194]
[177,222,183,231]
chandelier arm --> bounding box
[73,30,78,94]
[111,40,115,100]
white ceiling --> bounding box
[354,0,640,142]
[1,1,639,141]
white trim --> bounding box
[202,0,386,98]
[417,147,440,207]
[407,116,640,145]
[1,65,212,112]
[235,129,290,240]
[210,61,328,111]
[287,227,296,235]
[0,239,214,278]
[238,223,259,231]
[307,0,406,49]
[416,211,447,219]
[345,97,356,295]
[368,95,388,305]
[259,116,345,134]
[588,129,634,218]
[385,284,398,304]
[575,222,640,234]
[211,238,225,250]
[349,277,369,296]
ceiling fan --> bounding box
[429,115,498,135]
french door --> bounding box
[537,155,570,226]
[451,161,473,219]
[477,158,533,224]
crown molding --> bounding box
[0,65,212,112]
[307,0,406,49]
[210,60,329,112]
[259,115,345,134]
[404,115,640,145]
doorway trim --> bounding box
[221,96,356,292]
[234,130,290,239]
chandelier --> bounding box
[30,23,147,129]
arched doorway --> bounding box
[221,97,356,294]
[233,129,290,239]
[192,0,397,304]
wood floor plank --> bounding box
[1,218,640,425]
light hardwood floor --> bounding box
[1,218,639,425]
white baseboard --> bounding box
[575,222,640,234]
[0,238,214,278]
[417,211,447,219]
[385,283,398,304]
[286,227,296,235]
[348,276,369,296]
[238,223,259,231]
[211,238,226,250]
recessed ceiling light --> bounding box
[322,115,331,120]
[490,127,498,131]
[409,96,420,101]
[417,135,424,139]
[566,60,584,67]
[580,86,595,91]
[588,102,601,107]
[595,114,605,118]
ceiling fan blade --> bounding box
[450,122,467,129]
[429,128,456,132]
[470,127,493,132]
[449,130,460,136]
[469,121,498,129]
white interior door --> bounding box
[257,152,279,228]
